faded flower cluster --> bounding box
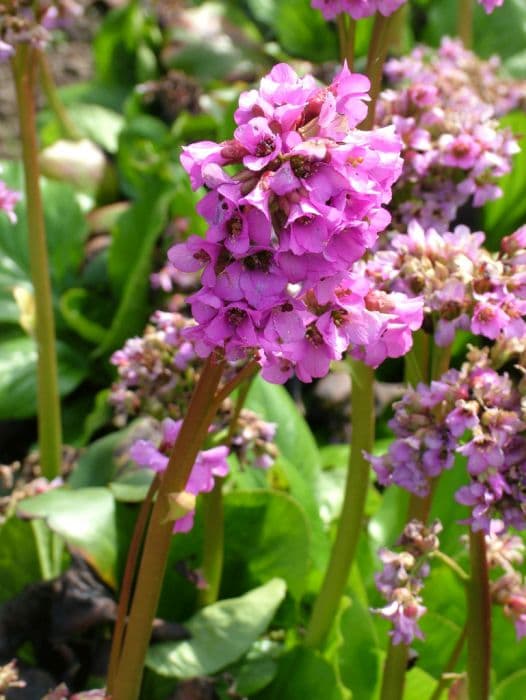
[171,63,423,383]
[110,311,199,425]
[372,519,441,644]
[376,38,521,231]
[363,221,526,347]
[369,345,526,534]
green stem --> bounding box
[31,520,53,580]
[336,14,348,64]
[12,45,62,480]
[404,330,431,386]
[380,337,452,700]
[199,479,225,607]
[379,642,409,700]
[38,53,82,141]
[304,359,375,648]
[199,378,254,607]
[431,550,469,584]
[458,0,474,49]
[336,14,355,70]
[110,355,225,700]
[429,624,468,700]
[467,529,491,700]
[346,18,356,70]
[362,10,399,129]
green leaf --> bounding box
[93,1,159,88]
[429,453,469,556]
[160,489,311,619]
[415,612,463,680]
[271,455,328,570]
[41,104,124,153]
[403,667,438,700]
[70,418,156,488]
[230,641,281,696]
[96,181,174,354]
[496,670,526,699]
[0,517,42,603]
[110,469,155,502]
[337,598,381,700]
[368,485,410,550]
[146,578,286,678]
[0,161,88,302]
[246,376,321,475]
[255,647,346,700]
[221,490,311,600]
[484,111,526,244]
[59,288,107,344]
[0,335,88,419]
[274,0,337,61]
[17,487,119,587]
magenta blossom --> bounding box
[130,418,229,533]
[0,179,20,223]
[172,63,424,383]
[311,0,406,20]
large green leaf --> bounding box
[41,104,124,153]
[222,490,311,599]
[0,335,88,419]
[159,489,311,619]
[0,161,88,306]
[274,0,337,61]
[255,647,346,700]
[484,111,526,245]
[403,667,438,700]
[496,670,526,699]
[416,612,463,680]
[337,598,381,700]
[96,181,174,354]
[17,487,120,587]
[0,517,42,603]
[246,376,321,475]
[146,578,286,678]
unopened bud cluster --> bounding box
[372,519,442,644]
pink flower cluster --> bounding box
[376,38,521,230]
[171,63,423,383]
[479,0,504,12]
[111,312,278,472]
[478,523,526,640]
[0,178,20,223]
[130,418,230,533]
[369,347,526,534]
[363,221,526,347]
[110,311,198,425]
[311,0,405,20]
[372,520,441,645]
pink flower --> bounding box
[171,62,410,383]
[130,418,230,533]
[0,180,20,223]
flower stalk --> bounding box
[38,52,82,141]
[12,44,62,480]
[109,354,225,700]
[458,0,475,49]
[304,359,375,648]
[467,529,491,700]
[199,375,254,607]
